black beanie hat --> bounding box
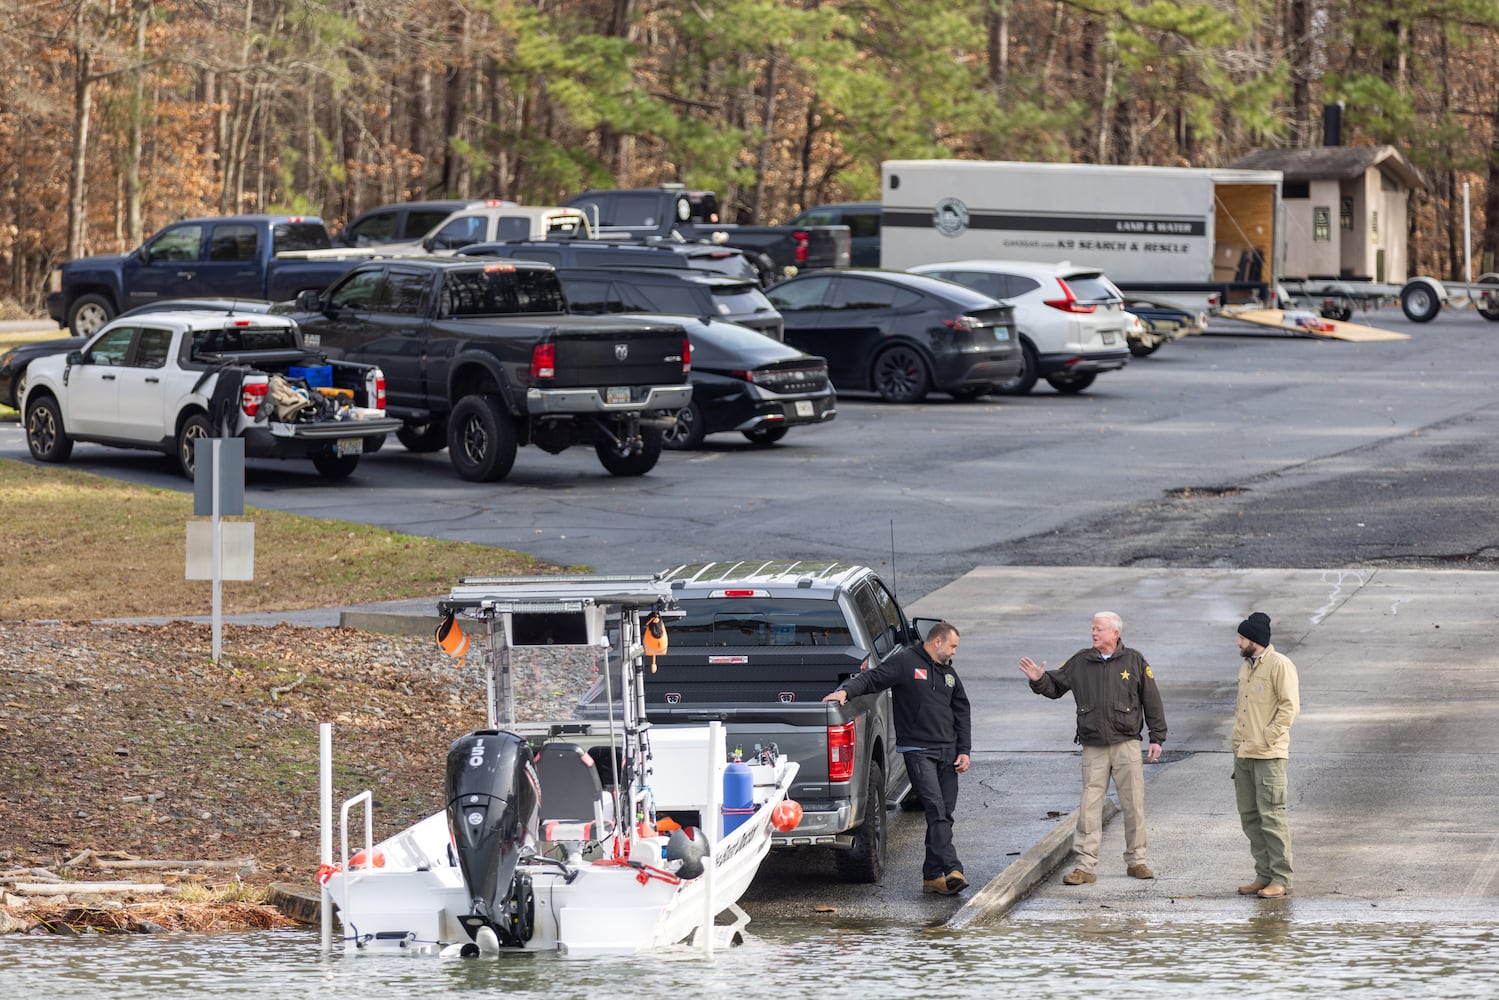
[1238,612,1271,647]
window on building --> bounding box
[1313,207,1331,242]
[1340,197,1354,232]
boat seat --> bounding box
[535,742,615,847]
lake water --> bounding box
[3,910,1497,999]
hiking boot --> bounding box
[1237,880,1269,896]
[1062,868,1097,885]
[945,870,970,893]
[1256,884,1288,898]
[922,876,957,895]
[1127,864,1154,879]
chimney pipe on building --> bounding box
[1322,102,1344,147]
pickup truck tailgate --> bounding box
[547,318,689,389]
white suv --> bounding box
[909,260,1131,394]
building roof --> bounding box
[1230,145,1425,191]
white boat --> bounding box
[317,574,800,958]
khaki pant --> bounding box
[1234,756,1293,888]
[1073,739,1147,872]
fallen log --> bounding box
[13,881,169,895]
[93,858,256,873]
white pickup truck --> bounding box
[22,310,402,480]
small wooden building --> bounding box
[1230,146,1424,283]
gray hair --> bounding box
[1092,611,1122,635]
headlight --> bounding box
[0,349,16,368]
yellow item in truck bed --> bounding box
[316,387,354,399]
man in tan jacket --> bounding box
[1231,611,1300,899]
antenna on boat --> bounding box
[889,519,898,597]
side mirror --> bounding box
[295,289,322,312]
[66,350,85,365]
[910,617,946,643]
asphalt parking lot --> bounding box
[5,306,1499,926]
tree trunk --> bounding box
[987,0,1008,90]
[751,50,779,223]
[68,44,94,259]
[126,1,149,247]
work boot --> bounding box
[1256,884,1288,898]
[1127,863,1154,879]
[945,870,970,893]
[922,876,957,895]
[1237,880,1269,896]
[1062,868,1096,885]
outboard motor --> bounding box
[445,729,539,950]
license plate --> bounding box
[335,437,361,457]
[993,328,1010,341]
[606,386,630,404]
[794,400,815,417]
[1102,332,1118,345]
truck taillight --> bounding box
[1043,279,1097,314]
[241,382,268,417]
[531,342,556,380]
[373,374,386,410]
[793,231,810,264]
[682,336,692,374]
[827,719,857,783]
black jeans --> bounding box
[903,746,962,880]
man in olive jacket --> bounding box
[1019,611,1166,885]
[1232,611,1301,899]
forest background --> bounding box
[4,0,1499,316]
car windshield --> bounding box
[686,252,757,281]
[712,285,773,316]
[670,598,854,647]
[1062,273,1120,303]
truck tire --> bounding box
[447,395,517,482]
[871,346,931,404]
[1476,273,1499,321]
[596,426,664,476]
[25,395,73,463]
[992,339,1039,396]
[68,294,115,337]
[396,417,448,453]
[834,760,886,884]
[662,402,706,450]
[1400,281,1442,323]
[1045,371,1097,394]
[312,453,360,480]
[176,413,211,479]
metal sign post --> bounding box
[187,439,251,664]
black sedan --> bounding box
[651,317,836,450]
[764,269,1020,402]
[1,332,84,411]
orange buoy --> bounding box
[435,612,469,660]
[771,800,803,832]
[349,848,386,869]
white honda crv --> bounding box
[909,260,1131,394]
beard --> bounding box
[1240,646,1257,660]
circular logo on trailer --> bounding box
[933,197,970,237]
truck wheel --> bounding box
[662,403,706,450]
[992,340,1039,396]
[835,760,886,884]
[1400,281,1442,323]
[396,417,448,453]
[176,413,212,479]
[25,395,73,463]
[596,426,664,476]
[1476,273,1499,321]
[448,395,517,482]
[312,453,360,480]
[871,346,930,403]
[1046,371,1097,394]
[68,294,115,337]
[742,424,788,446]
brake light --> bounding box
[943,316,978,332]
[682,336,692,374]
[828,720,857,782]
[720,589,759,597]
[1043,279,1097,314]
[793,231,809,264]
[373,374,386,410]
[240,382,267,417]
[531,342,556,380]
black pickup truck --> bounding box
[642,560,933,883]
[285,258,693,480]
[561,188,851,284]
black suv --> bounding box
[457,238,760,283]
[556,266,783,341]
[335,199,490,247]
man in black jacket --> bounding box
[1020,611,1166,885]
[824,621,972,895]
